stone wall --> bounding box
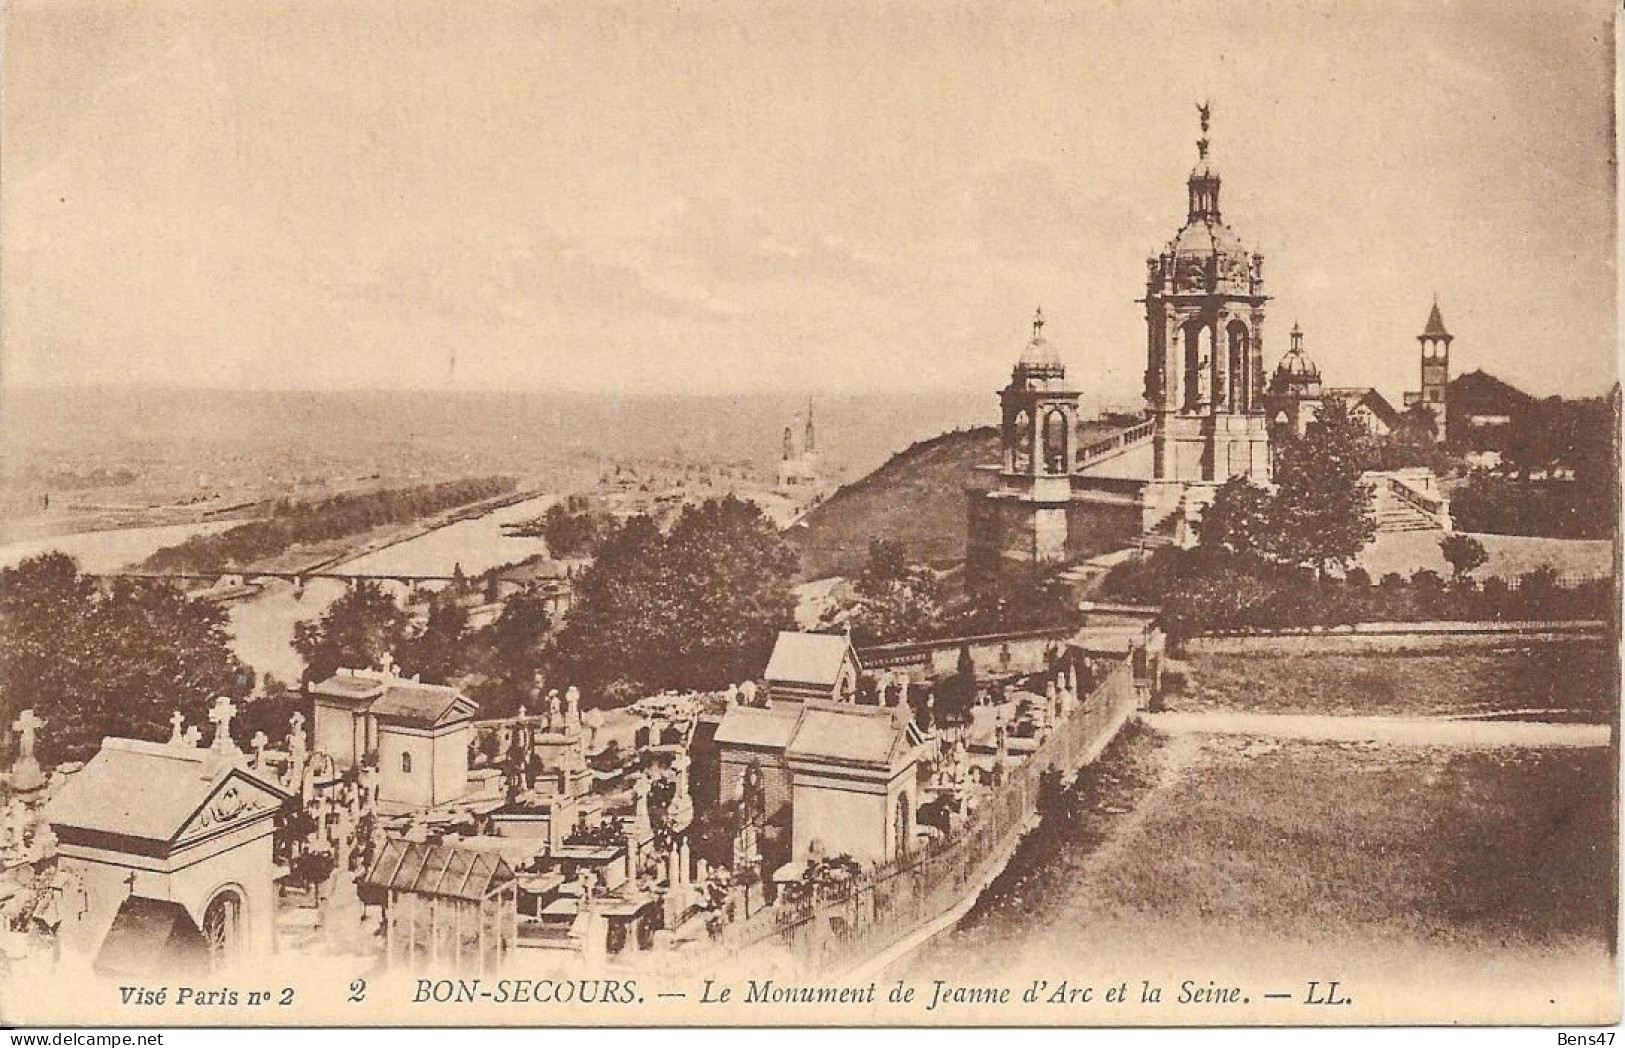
[1185,619,1607,656]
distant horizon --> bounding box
[2,364,1614,406]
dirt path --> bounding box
[1139,710,1611,748]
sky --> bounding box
[2,0,1617,404]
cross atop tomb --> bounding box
[208,695,240,753]
[378,652,399,679]
[169,710,186,745]
[11,710,43,760]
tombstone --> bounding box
[565,686,581,730]
[168,710,187,746]
[182,725,204,748]
[723,684,739,707]
[630,772,651,832]
[667,753,694,833]
[678,839,691,885]
[666,845,682,888]
[378,652,399,679]
[251,731,269,770]
[739,680,758,707]
[9,710,45,792]
[287,711,309,795]
[583,709,604,753]
[547,690,562,732]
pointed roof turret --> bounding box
[1421,297,1452,341]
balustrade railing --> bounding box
[1076,420,1154,467]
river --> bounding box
[326,493,556,576]
[228,493,558,681]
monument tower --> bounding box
[1141,102,1270,516]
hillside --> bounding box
[786,427,1000,580]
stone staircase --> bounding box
[1366,471,1450,533]
[1374,496,1439,532]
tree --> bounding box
[932,646,978,726]
[0,554,250,765]
[292,580,411,684]
[549,496,798,697]
[467,591,551,716]
[1269,396,1376,576]
[403,598,469,684]
[1195,477,1276,559]
[1439,533,1488,580]
[825,538,947,645]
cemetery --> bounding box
[0,621,1163,981]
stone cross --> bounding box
[565,686,581,728]
[289,711,307,752]
[378,652,399,678]
[169,710,186,745]
[183,725,203,748]
[208,696,239,753]
[250,731,269,768]
[11,710,43,761]
[517,705,527,722]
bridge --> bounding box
[86,569,470,588]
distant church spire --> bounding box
[804,398,816,454]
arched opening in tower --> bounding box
[1182,320,1205,411]
[1227,321,1251,413]
[1043,409,1069,474]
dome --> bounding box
[1169,217,1248,260]
[1012,308,1065,379]
[1272,324,1321,393]
[1018,331,1063,371]
[1275,348,1320,380]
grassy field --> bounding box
[915,727,1617,1021]
[1357,530,1613,581]
[1176,643,1617,719]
